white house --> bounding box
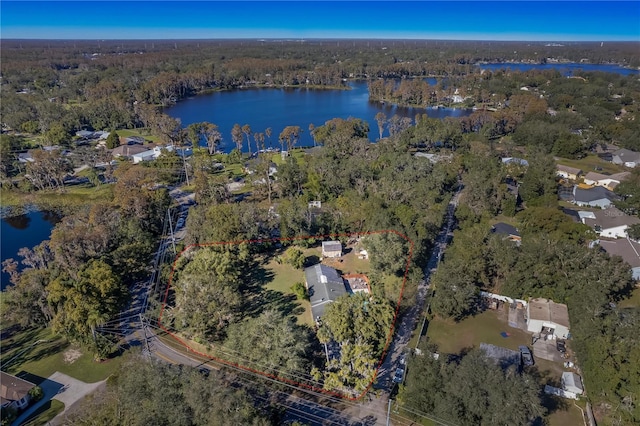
[598,238,640,280]
[612,148,640,168]
[526,298,570,339]
[321,241,342,258]
[556,165,583,181]
[582,171,630,190]
[582,206,640,239]
[562,372,584,395]
[132,146,171,163]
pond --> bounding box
[165,81,473,151]
[1,210,60,290]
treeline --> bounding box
[1,164,171,357]
[65,357,273,425]
[369,68,640,152]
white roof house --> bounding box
[526,298,570,339]
[582,171,630,190]
[562,372,584,395]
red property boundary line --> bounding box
[157,230,414,401]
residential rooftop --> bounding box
[583,207,640,230]
[598,238,640,269]
[528,298,570,328]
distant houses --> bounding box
[611,148,640,168]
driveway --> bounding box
[48,372,105,425]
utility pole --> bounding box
[167,208,176,254]
[386,398,392,426]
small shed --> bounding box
[562,372,584,395]
[322,241,342,258]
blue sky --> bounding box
[1,1,639,41]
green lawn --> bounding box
[427,308,531,354]
[115,128,161,143]
[1,326,124,384]
[21,399,65,426]
[262,255,313,326]
[270,149,307,166]
[555,155,626,176]
[619,286,640,308]
[0,184,114,210]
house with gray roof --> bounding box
[304,264,346,322]
[479,343,522,370]
[572,186,620,209]
[598,238,640,280]
[612,148,640,168]
[1,372,36,411]
[581,206,640,239]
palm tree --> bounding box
[242,124,252,155]
[231,124,243,153]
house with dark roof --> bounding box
[501,157,529,167]
[304,264,346,322]
[0,372,36,411]
[581,207,640,239]
[572,186,620,209]
[491,222,521,244]
[598,238,640,280]
[612,148,640,168]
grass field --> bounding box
[619,286,640,308]
[427,308,531,354]
[262,253,313,326]
[115,128,161,143]
[1,326,124,384]
[21,399,65,426]
[555,155,626,176]
[0,184,114,211]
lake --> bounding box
[165,81,473,151]
[478,62,640,76]
[1,210,59,290]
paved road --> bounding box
[119,180,463,426]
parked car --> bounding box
[176,217,185,228]
[393,367,405,383]
[556,340,566,353]
[519,345,534,366]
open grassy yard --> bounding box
[427,307,531,354]
[555,155,626,176]
[619,286,640,308]
[0,184,114,211]
[262,254,313,326]
[115,128,161,143]
[1,325,124,384]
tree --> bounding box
[105,131,120,149]
[279,125,302,152]
[281,247,305,269]
[223,310,313,381]
[47,259,125,357]
[201,122,222,155]
[231,123,243,152]
[241,124,252,155]
[65,357,270,426]
[362,233,410,276]
[375,112,386,140]
[169,246,246,340]
[291,282,308,300]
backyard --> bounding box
[426,307,584,426]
